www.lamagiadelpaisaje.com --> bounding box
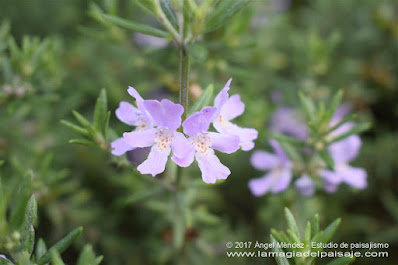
[225,241,389,259]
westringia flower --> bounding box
[111,87,153,156]
[123,99,192,176]
[294,174,315,196]
[177,107,240,184]
[212,79,258,151]
[0,255,11,262]
[248,140,292,196]
[320,135,367,192]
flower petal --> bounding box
[269,107,308,140]
[250,150,279,171]
[319,169,341,186]
[123,128,156,148]
[329,135,361,163]
[137,145,171,176]
[143,99,184,131]
[213,121,257,151]
[294,174,315,196]
[214,78,232,110]
[271,168,292,193]
[248,173,274,197]
[127,86,145,111]
[171,132,195,167]
[220,94,245,121]
[270,139,290,166]
[208,132,239,154]
[337,164,367,189]
[111,137,135,156]
[115,101,140,126]
[195,150,230,184]
[182,107,217,137]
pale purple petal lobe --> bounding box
[295,175,315,196]
[208,132,239,154]
[127,86,145,111]
[220,94,245,121]
[271,168,292,193]
[329,135,361,163]
[214,78,232,110]
[195,151,230,184]
[123,128,156,148]
[111,137,135,156]
[248,173,274,197]
[143,99,183,131]
[338,165,367,189]
[137,145,170,176]
[171,132,195,167]
[115,101,140,126]
[250,150,279,171]
[182,107,217,137]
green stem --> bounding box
[179,46,190,121]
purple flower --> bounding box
[319,135,367,191]
[294,174,315,196]
[111,87,154,156]
[212,79,258,151]
[269,107,308,140]
[123,99,192,176]
[177,107,240,184]
[248,140,292,196]
[0,255,11,262]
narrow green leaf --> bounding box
[10,171,32,230]
[93,89,108,135]
[320,149,335,169]
[37,227,83,265]
[69,139,96,146]
[160,0,178,28]
[324,90,343,122]
[310,214,319,239]
[270,229,284,244]
[299,92,316,122]
[270,235,289,265]
[325,256,355,265]
[329,122,371,143]
[36,239,48,260]
[21,195,37,255]
[72,111,95,135]
[205,0,250,32]
[328,113,357,134]
[77,245,100,265]
[304,221,311,245]
[273,134,305,146]
[60,120,89,136]
[312,218,341,250]
[102,14,169,38]
[284,208,300,241]
[50,249,65,265]
[188,84,214,115]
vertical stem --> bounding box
[179,46,190,121]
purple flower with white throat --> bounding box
[248,140,292,196]
[269,107,308,140]
[111,87,153,156]
[178,107,240,184]
[123,99,192,176]
[212,79,258,151]
[320,135,367,192]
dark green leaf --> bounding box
[21,195,37,255]
[205,0,250,32]
[10,171,32,230]
[36,239,48,261]
[77,245,102,265]
[50,249,65,265]
[299,91,316,122]
[102,14,169,38]
[69,139,96,146]
[320,149,335,169]
[160,0,178,28]
[37,227,83,265]
[270,235,289,265]
[310,214,319,239]
[93,89,108,135]
[284,208,300,241]
[60,120,89,137]
[323,90,343,122]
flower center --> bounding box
[191,133,212,155]
[135,117,150,131]
[154,128,174,152]
[217,114,232,129]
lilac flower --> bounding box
[123,99,192,176]
[320,135,367,192]
[176,107,240,184]
[0,255,11,262]
[111,87,153,156]
[248,140,292,196]
[294,174,315,196]
[269,107,308,140]
[212,79,258,151]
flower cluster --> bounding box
[249,105,367,196]
[112,79,258,183]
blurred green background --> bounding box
[0,0,397,264]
